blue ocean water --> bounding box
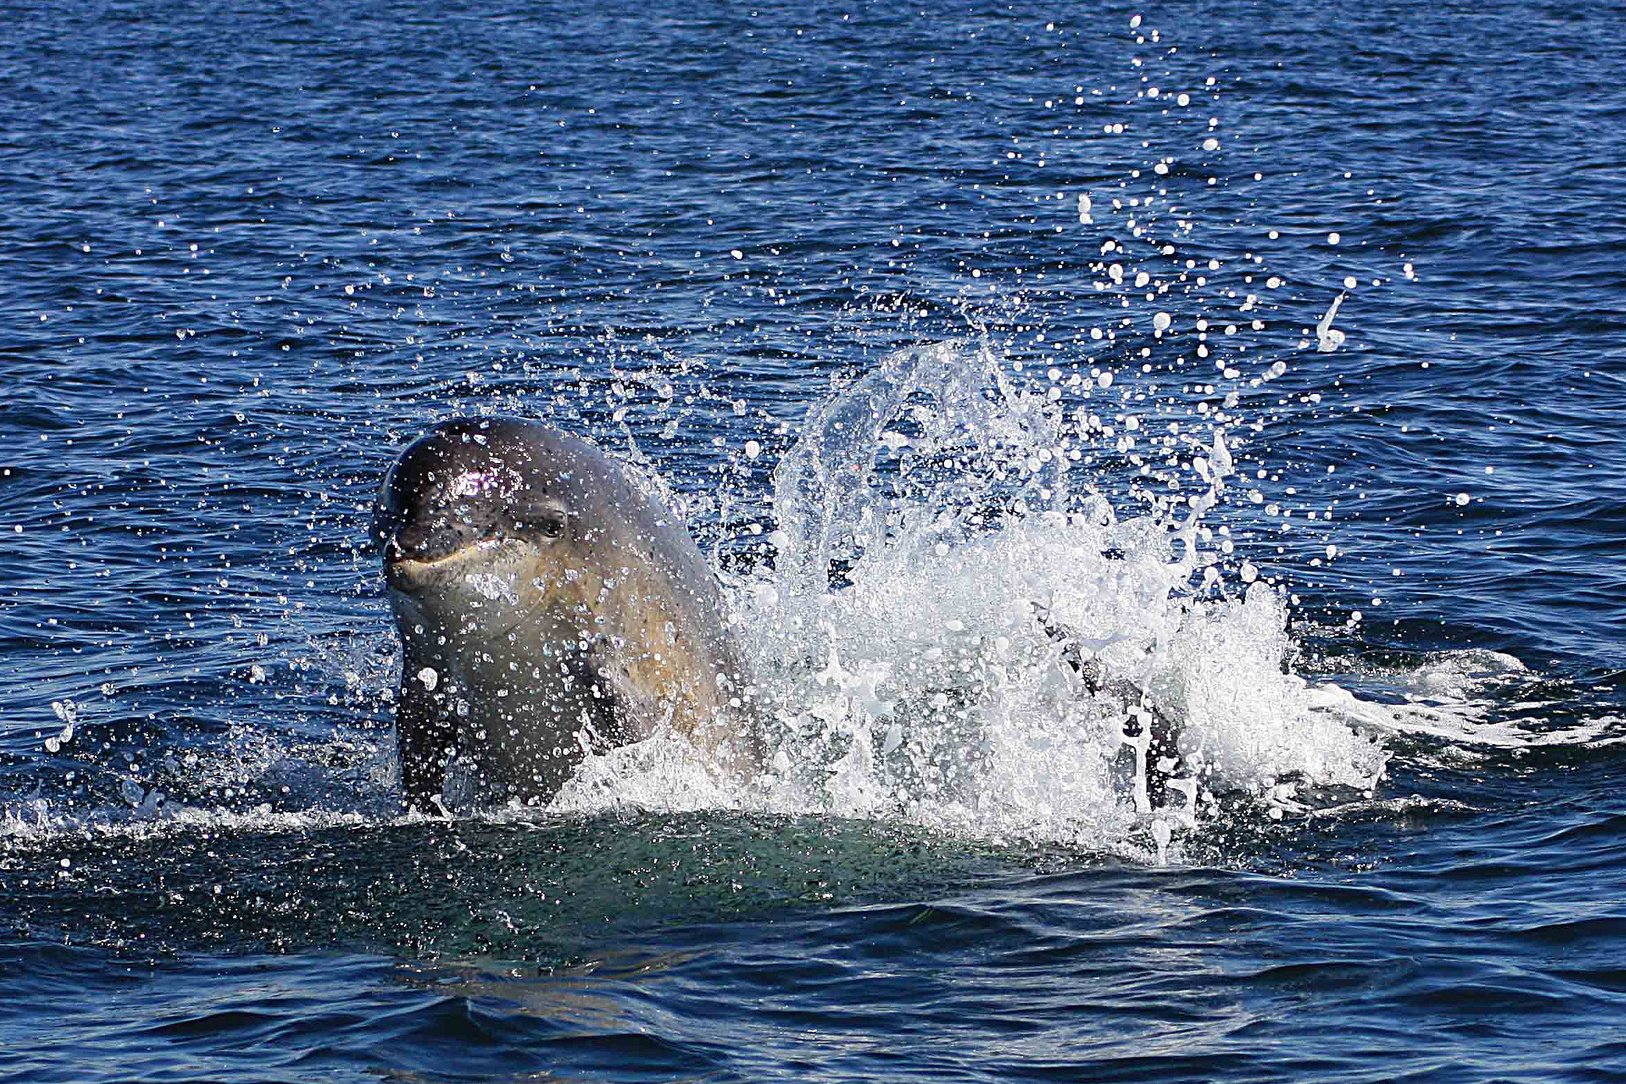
[4,0,1626,1080]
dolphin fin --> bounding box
[578,640,663,748]
[1032,603,1180,810]
[395,675,450,815]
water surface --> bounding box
[3,1,1625,1081]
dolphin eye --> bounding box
[520,498,569,540]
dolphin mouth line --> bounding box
[385,538,515,591]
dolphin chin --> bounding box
[372,416,761,813]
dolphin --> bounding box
[371,416,759,812]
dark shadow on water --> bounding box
[0,809,1063,965]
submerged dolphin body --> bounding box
[371,417,759,812]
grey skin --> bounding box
[371,417,760,812]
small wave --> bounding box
[1314,650,1618,750]
[0,793,378,847]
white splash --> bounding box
[1325,650,1614,750]
[1315,292,1347,352]
[541,341,1398,857]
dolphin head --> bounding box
[371,417,575,598]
